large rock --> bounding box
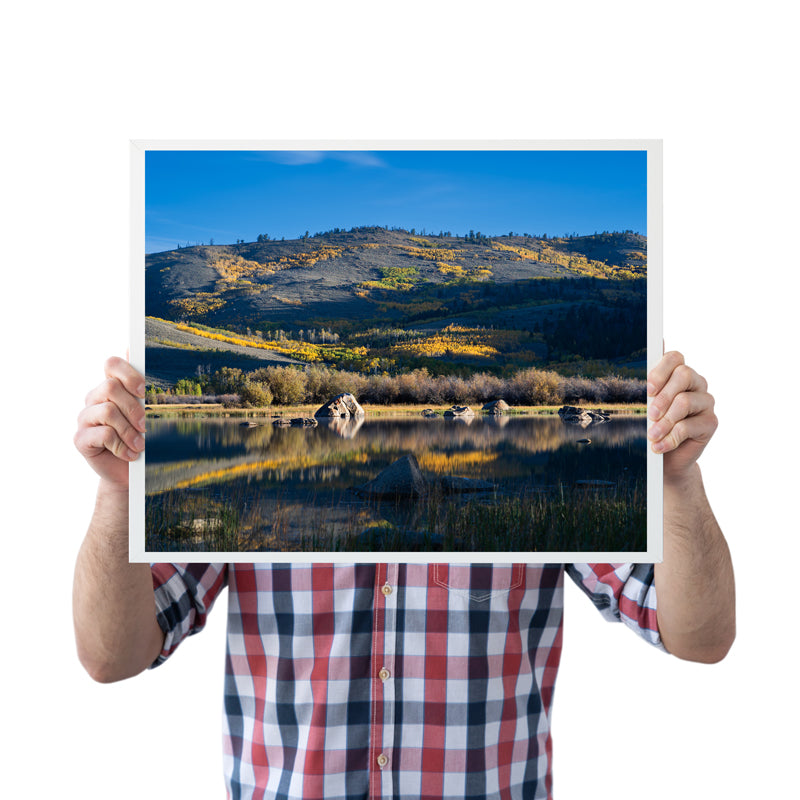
[359,454,429,498]
[482,399,510,415]
[557,405,610,426]
[444,405,475,419]
[314,393,366,419]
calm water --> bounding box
[145,414,646,552]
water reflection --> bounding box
[145,414,647,552]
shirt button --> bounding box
[381,584,392,596]
[378,668,391,681]
[377,754,389,768]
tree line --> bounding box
[148,364,645,408]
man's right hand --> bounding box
[74,357,146,490]
[73,357,165,682]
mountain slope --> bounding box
[145,228,647,379]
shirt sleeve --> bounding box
[149,563,228,667]
[566,563,666,651]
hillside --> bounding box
[145,228,647,382]
[145,317,304,389]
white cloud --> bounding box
[253,150,387,168]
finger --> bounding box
[104,356,146,399]
[647,350,686,397]
[648,363,708,422]
[85,377,146,433]
[74,421,141,462]
[650,412,718,454]
[78,401,146,454]
[647,390,715,442]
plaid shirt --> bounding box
[152,563,663,800]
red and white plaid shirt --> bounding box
[152,562,663,800]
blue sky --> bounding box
[145,148,647,254]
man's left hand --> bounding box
[646,350,718,483]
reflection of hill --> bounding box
[146,416,646,494]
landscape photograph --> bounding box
[138,145,654,556]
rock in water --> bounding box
[360,454,429,498]
[482,399,510,414]
[290,417,318,427]
[557,406,610,426]
[444,405,475,418]
[314,393,366,419]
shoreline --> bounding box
[145,402,648,417]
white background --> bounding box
[3,2,796,797]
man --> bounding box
[73,352,734,800]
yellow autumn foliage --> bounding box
[416,450,499,474]
[169,293,226,316]
[168,321,324,362]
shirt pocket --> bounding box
[432,563,524,602]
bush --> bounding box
[261,366,307,405]
[560,376,600,404]
[210,367,246,395]
[363,374,400,404]
[595,376,646,403]
[239,381,273,408]
[508,368,563,405]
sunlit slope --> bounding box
[145,228,647,329]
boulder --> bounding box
[482,399,510,415]
[421,408,439,418]
[314,393,366,419]
[444,405,475,419]
[557,406,610,426]
[359,454,429,498]
[290,417,318,427]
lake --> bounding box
[145,413,647,553]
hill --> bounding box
[145,228,647,383]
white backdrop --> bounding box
[3,2,796,798]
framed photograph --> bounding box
[129,140,662,563]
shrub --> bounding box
[595,376,646,403]
[261,366,307,405]
[508,368,564,405]
[560,376,600,404]
[210,367,246,395]
[239,381,273,408]
[363,374,400,404]
[467,372,506,403]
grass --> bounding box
[299,480,645,553]
[146,491,242,552]
[145,479,645,554]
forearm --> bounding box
[73,480,165,682]
[655,464,735,663]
